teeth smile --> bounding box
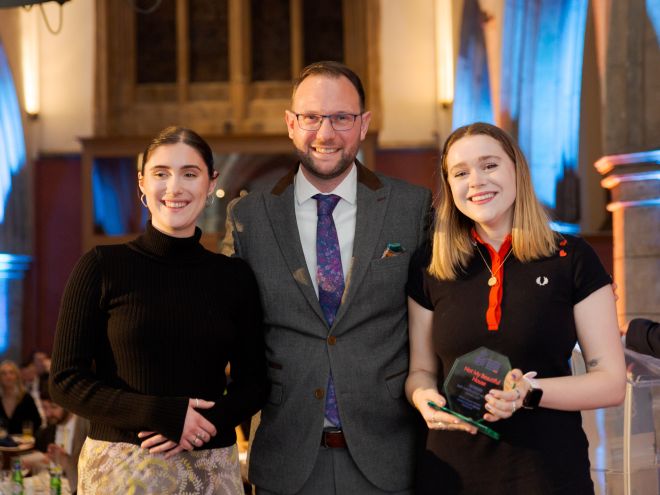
[313,147,339,154]
[164,201,187,208]
[471,193,495,202]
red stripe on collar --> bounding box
[471,229,512,331]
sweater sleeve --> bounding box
[200,258,267,431]
[50,249,188,440]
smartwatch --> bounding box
[522,374,543,410]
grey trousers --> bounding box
[255,446,413,495]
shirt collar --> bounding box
[294,164,357,206]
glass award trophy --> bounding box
[431,346,511,440]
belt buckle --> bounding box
[321,428,341,448]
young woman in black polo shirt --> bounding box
[405,122,626,494]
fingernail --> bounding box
[485,394,493,401]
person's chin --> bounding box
[300,154,354,181]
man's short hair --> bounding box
[292,61,366,111]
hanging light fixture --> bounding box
[20,7,40,118]
[435,0,454,107]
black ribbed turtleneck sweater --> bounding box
[50,222,267,449]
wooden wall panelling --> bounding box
[95,0,380,137]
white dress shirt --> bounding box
[294,165,357,296]
[54,414,77,455]
[28,378,46,427]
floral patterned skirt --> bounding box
[78,438,244,495]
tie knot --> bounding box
[313,194,341,216]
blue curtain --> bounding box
[0,40,26,224]
[452,0,494,129]
[92,158,146,235]
[648,0,660,45]
[501,0,588,231]
[0,41,26,353]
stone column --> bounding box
[595,151,660,327]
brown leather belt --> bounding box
[320,430,347,448]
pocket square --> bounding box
[381,242,405,258]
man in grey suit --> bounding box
[227,61,432,494]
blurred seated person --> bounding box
[20,356,47,427]
[0,360,41,435]
[19,359,36,387]
[22,386,89,493]
[32,351,51,377]
[625,318,660,358]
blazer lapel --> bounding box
[332,164,389,329]
[265,171,327,326]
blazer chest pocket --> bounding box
[366,252,411,307]
[369,251,411,271]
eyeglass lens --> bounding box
[297,114,358,131]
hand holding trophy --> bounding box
[429,346,511,440]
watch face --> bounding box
[523,387,543,409]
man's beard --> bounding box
[295,148,356,181]
[51,410,70,426]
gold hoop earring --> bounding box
[140,194,148,208]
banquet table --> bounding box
[0,435,34,470]
[0,469,71,494]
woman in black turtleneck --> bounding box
[50,126,267,494]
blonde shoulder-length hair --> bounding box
[0,360,26,399]
[429,122,558,280]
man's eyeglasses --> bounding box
[293,113,362,131]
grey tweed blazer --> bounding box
[227,162,432,494]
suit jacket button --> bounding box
[327,336,337,345]
[314,388,325,399]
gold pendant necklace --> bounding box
[475,244,513,287]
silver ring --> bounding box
[195,398,199,408]
[511,402,516,413]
